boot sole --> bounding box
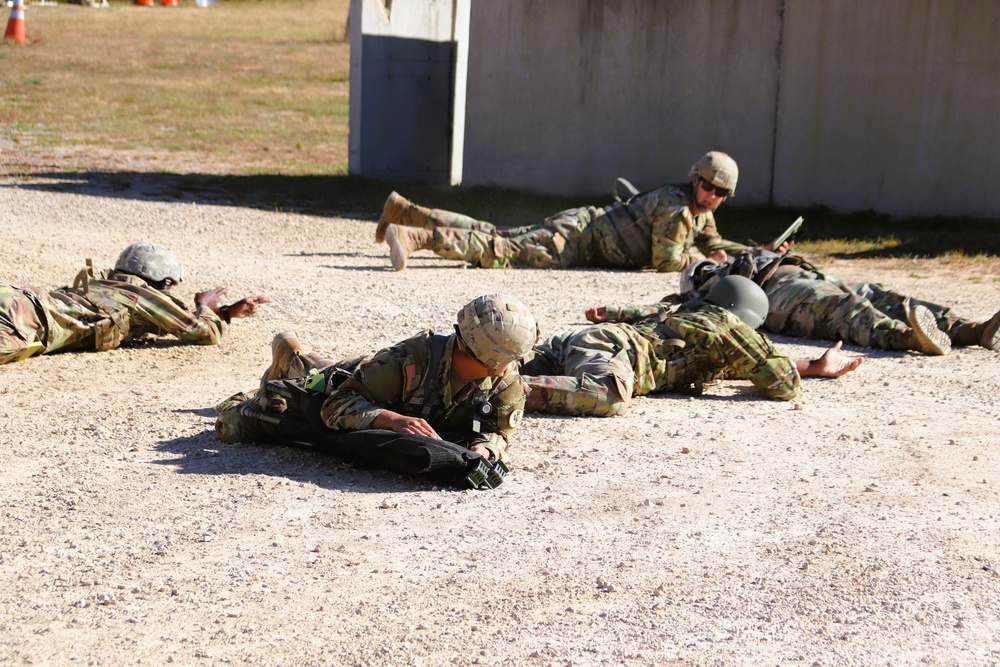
[907,305,951,356]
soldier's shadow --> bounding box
[152,430,459,494]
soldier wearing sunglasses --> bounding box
[375,151,765,274]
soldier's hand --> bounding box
[764,239,795,254]
[227,295,272,319]
[798,341,864,378]
[585,307,608,323]
[195,286,228,311]
[372,410,441,439]
[707,249,729,264]
[470,444,491,459]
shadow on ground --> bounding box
[7,170,1000,258]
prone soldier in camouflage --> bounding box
[519,276,862,418]
[0,242,271,365]
[374,152,762,273]
[681,248,1000,356]
[215,293,537,463]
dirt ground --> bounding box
[1,170,999,667]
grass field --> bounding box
[1,0,998,262]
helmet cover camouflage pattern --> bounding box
[114,242,184,284]
[704,275,768,330]
[689,151,738,195]
[456,293,537,371]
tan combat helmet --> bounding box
[703,275,769,329]
[689,151,739,195]
[456,293,538,371]
[114,242,184,284]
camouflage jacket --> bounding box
[1,268,223,361]
[600,302,801,400]
[320,331,529,461]
[592,182,746,273]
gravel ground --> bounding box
[1,173,999,666]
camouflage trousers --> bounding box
[0,284,115,364]
[519,326,637,417]
[427,206,603,269]
[763,271,965,349]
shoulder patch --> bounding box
[403,363,418,392]
[508,409,524,428]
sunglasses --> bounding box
[698,177,732,198]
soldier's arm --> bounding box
[477,373,529,462]
[650,207,695,273]
[587,305,660,323]
[320,348,407,431]
[694,212,748,255]
[127,284,226,344]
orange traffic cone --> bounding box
[3,0,26,45]
[161,0,178,5]
[136,0,155,6]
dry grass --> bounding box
[1,1,996,256]
[1,0,349,175]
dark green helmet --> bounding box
[703,275,768,329]
[114,242,184,284]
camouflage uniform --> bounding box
[425,183,745,271]
[519,302,800,417]
[690,251,973,350]
[217,331,529,462]
[0,268,223,365]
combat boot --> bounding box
[979,309,1000,352]
[905,304,951,355]
[261,331,304,385]
[386,224,434,271]
[375,192,434,244]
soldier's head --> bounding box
[454,293,538,378]
[689,151,738,213]
[703,275,768,330]
[114,242,184,289]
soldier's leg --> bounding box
[432,208,597,269]
[777,277,948,352]
[376,192,498,243]
[521,327,634,417]
[848,281,965,333]
[0,287,47,364]
[772,277,906,349]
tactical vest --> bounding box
[590,199,652,268]
[72,264,133,351]
[653,306,721,396]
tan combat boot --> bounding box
[261,331,304,384]
[375,192,434,244]
[906,304,951,356]
[386,224,434,271]
[978,309,1000,352]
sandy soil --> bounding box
[1,172,999,666]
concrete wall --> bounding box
[773,0,1000,217]
[351,0,1000,218]
[348,0,463,182]
[461,0,782,203]
[459,0,1000,218]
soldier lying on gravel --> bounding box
[520,276,863,417]
[375,151,796,272]
[0,242,271,365]
[215,294,537,489]
[679,248,1000,357]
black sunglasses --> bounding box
[698,177,731,198]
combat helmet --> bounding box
[455,293,537,371]
[689,151,738,195]
[703,275,768,329]
[680,258,723,294]
[114,242,184,285]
